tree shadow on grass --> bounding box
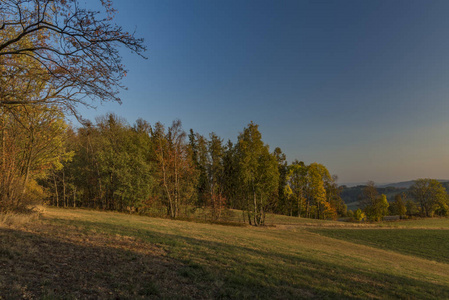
[0,226,203,299]
[39,218,449,299]
[310,228,449,264]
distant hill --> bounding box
[379,179,449,189]
[340,179,449,209]
[340,185,406,206]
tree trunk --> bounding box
[253,191,258,226]
[174,144,180,219]
[53,173,59,207]
[259,195,264,225]
[1,118,5,167]
[62,169,66,207]
[246,197,252,225]
[21,126,35,199]
[73,186,76,208]
[306,198,310,218]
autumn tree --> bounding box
[306,163,336,219]
[390,193,407,216]
[405,199,418,216]
[188,130,208,207]
[360,182,389,221]
[364,194,389,221]
[0,27,50,109]
[151,120,197,218]
[41,114,156,211]
[359,181,378,210]
[325,175,347,218]
[0,0,146,113]
[273,147,288,214]
[284,160,307,217]
[45,126,76,208]
[236,122,279,226]
[0,105,69,212]
[65,121,104,208]
[284,161,342,220]
[410,179,448,217]
[354,208,366,222]
[207,133,226,219]
[222,140,240,209]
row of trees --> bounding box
[355,179,449,221]
[2,105,448,224]
[0,107,347,225]
[1,0,146,208]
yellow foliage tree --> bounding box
[0,105,70,212]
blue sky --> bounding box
[75,0,449,184]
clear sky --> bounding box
[75,0,449,185]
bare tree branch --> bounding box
[0,0,147,116]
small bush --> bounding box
[0,179,47,214]
[0,212,39,227]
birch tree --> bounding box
[236,122,279,226]
[152,120,196,218]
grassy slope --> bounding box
[378,217,449,229]
[0,208,448,299]
[311,228,449,264]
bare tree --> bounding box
[0,0,146,115]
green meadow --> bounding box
[1,207,449,299]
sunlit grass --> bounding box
[31,207,449,299]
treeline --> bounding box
[2,106,447,224]
[349,180,449,221]
[0,108,347,225]
[340,185,405,205]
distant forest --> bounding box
[341,181,449,206]
[341,180,449,220]
[341,186,408,205]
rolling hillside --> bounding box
[1,208,449,299]
[379,180,449,189]
[340,180,449,210]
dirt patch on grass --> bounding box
[0,222,203,299]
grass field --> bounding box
[378,217,449,229]
[1,208,449,299]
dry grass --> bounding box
[1,207,449,299]
[0,212,39,227]
[0,222,201,298]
